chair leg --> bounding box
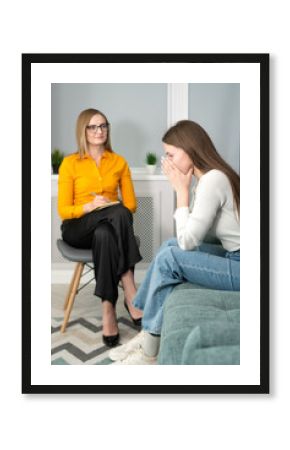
[63,263,82,311]
[61,262,84,333]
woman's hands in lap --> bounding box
[83,195,110,214]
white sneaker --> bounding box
[114,345,157,365]
[108,330,145,361]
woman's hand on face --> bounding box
[83,195,110,213]
[162,157,193,193]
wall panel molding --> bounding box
[167,83,188,127]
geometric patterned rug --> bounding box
[51,284,141,365]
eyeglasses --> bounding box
[86,123,109,133]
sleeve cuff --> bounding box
[74,205,85,218]
[173,206,189,221]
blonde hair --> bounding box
[76,108,113,158]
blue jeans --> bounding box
[133,238,240,335]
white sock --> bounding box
[142,332,160,357]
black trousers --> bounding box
[61,203,142,305]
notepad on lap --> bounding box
[94,201,120,211]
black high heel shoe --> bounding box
[124,300,142,327]
[102,303,120,347]
[102,333,119,348]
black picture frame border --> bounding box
[22,53,269,394]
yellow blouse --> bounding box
[58,150,137,220]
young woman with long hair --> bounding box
[109,120,240,364]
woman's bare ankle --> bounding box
[124,296,143,320]
[102,301,119,336]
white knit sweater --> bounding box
[174,169,240,252]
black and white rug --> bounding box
[51,284,140,365]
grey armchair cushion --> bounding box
[158,283,240,365]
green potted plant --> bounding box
[145,152,158,174]
[51,148,64,174]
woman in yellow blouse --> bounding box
[58,108,142,347]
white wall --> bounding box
[189,83,240,172]
[51,83,167,167]
[51,83,240,171]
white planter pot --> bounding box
[146,164,157,174]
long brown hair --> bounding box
[162,120,240,215]
[76,108,113,158]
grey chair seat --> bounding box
[57,239,93,263]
